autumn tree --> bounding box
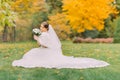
[0,0,16,41]
[49,13,71,40]
[62,0,117,33]
[12,0,45,14]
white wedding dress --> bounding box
[12,25,109,69]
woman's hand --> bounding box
[34,35,39,40]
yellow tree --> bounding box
[49,13,71,40]
[11,0,45,14]
[62,0,117,33]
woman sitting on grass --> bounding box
[12,21,109,69]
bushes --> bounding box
[114,17,120,43]
[81,30,99,38]
[73,37,113,43]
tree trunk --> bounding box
[2,25,8,42]
[11,26,16,42]
[9,26,16,42]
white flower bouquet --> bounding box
[32,28,41,36]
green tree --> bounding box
[0,0,16,42]
[32,12,48,27]
[115,0,120,11]
[114,17,120,43]
[45,0,63,13]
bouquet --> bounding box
[32,28,41,36]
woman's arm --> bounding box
[34,35,41,45]
[33,35,47,48]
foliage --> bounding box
[114,17,120,43]
[1,41,120,80]
[0,0,16,42]
[49,13,71,40]
[98,16,117,38]
[14,18,32,41]
[12,0,45,14]
[46,0,63,13]
[32,11,48,27]
[81,30,99,38]
[0,0,16,30]
[115,0,120,12]
[46,0,70,40]
[62,0,117,33]
[4,0,48,41]
[1,0,119,41]
[0,0,47,42]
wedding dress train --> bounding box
[12,25,109,69]
[12,47,109,69]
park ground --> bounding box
[0,41,120,80]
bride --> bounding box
[12,22,109,69]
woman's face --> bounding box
[40,24,47,32]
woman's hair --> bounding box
[41,21,49,30]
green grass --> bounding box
[0,41,120,80]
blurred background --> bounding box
[0,0,120,43]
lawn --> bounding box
[0,41,120,80]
